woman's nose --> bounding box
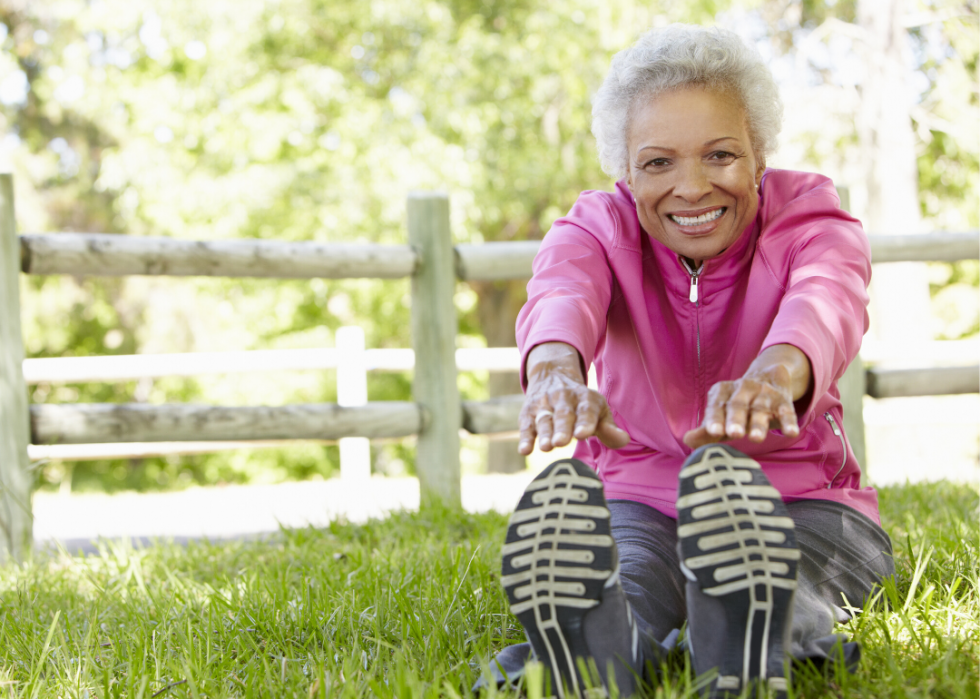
[673,163,712,202]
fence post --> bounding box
[407,192,461,507]
[835,186,868,483]
[337,326,371,480]
[839,355,868,484]
[0,174,32,560]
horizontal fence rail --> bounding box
[462,395,524,435]
[866,232,979,263]
[455,241,540,280]
[28,440,321,462]
[20,234,419,279]
[866,365,980,398]
[25,351,979,398]
[26,365,977,449]
[31,402,425,444]
[23,347,523,383]
[30,399,525,445]
[18,231,979,280]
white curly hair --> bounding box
[592,24,783,181]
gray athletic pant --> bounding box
[612,497,896,666]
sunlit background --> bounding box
[1,0,976,501]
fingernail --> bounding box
[553,432,567,442]
[750,428,763,439]
[729,426,744,438]
[709,423,724,435]
[519,440,530,450]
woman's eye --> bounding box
[645,158,669,168]
[709,151,736,161]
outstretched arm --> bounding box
[518,342,630,455]
[683,344,811,449]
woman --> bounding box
[486,24,894,699]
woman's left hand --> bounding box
[683,344,811,449]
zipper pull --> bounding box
[680,258,704,305]
[825,413,842,436]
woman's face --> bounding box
[625,87,765,265]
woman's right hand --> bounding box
[518,342,630,455]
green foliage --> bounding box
[910,2,980,230]
[2,0,976,492]
[0,481,976,696]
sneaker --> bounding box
[501,458,644,698]
[676,445,799,698]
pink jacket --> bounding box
[517,169,882,524]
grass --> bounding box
[0,480,976,698]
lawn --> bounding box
[0,480,976,698]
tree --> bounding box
[748,0,977,346]
[4,0,974,490]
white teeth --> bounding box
[670,208,725,226]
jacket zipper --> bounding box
[824,412,847,488]
[681,258,705,423]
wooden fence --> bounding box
[0,171,977,559]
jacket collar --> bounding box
[615,178,765,304]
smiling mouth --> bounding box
[668,208,726,227]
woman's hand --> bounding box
[683,344,812,449]
[518,342,630,455]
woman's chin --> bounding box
[667,236,727,262]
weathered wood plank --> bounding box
[462,395,524,435]
[869,232,979,263]
[20,233,418,279]
[451,232,979,283]
[0,174,32,560]
[17,230,977,282]
[23,346,522,384]
[408,193,461,506]
[30,402,423,444]
[838,356,867,480]
[866,365,979,398]
[28,440,334,462]
[455,241,540,281]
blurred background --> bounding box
[2,0,976,497]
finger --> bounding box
[551,392,577,447]
[747,393,774,442]
[775,400,800,437]
[518,404,539,455]
[574,396,601,439]
[703,382,734,437]
[725,382,759,439]
[534,408,556,452]
[596,411,630,449]
[683,425,725,449]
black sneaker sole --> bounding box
[677,445,799,698]
[501,458,614,699]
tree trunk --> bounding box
[857,0,932,353]
[472,279,527,473]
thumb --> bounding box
[683,426,721,449]
[596,413,630,449]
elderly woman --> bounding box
[486,24,895,699]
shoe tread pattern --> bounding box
[501,458,613,698]
[677,445,798,698]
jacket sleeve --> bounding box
[516,219,613,391]
[759,183,871,417]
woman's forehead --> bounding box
[628,87,751,153]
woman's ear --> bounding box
[755,161,766,189]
